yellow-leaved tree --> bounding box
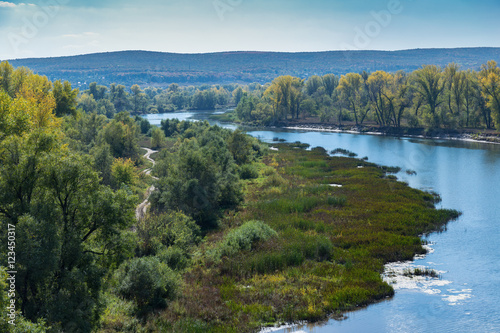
[480,60,500,129]
[0,61,61,140]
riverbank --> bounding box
[141,143,459,332]
[281,123,500,145]
[208,112,500,145]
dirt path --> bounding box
[136,148,159,220]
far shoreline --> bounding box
[280,124,500,146]
[146,110,500,146]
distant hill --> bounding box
[5,48,500,89]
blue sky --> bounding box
[0,0,499,60]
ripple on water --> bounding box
[382,243,473,307]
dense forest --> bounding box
[7,48,500,87]
[1,61,460,332]
[0,61,153,331]
[0,61,262,332]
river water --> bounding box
[143,111,500,333]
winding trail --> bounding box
[136,148,159,220]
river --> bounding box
[142,111,500,333]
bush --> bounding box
[210,221,277,261]
[137,211,201,256]
[262,171,287,188]
[113,257,180,312]
[239,164,259,180]
[158,246,190,271]
[100,293,140,332]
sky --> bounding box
[0,0,499,60]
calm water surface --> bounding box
[142,111,500,333]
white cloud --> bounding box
[61,39,101,52]
[0,1,36,8]
[62,32,100,39]
[0,1,17,7]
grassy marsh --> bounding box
[102,143,459,333]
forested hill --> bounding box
[6,48,500,88]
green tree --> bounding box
[52,80,78,117]
[463,70,479,127]
[99,112,140,159]
[300,98,318,117]
[97,99,116,118]
[168,83,179,93]
[233,86,245,105]
[366,71,392,126]
[151,133,242,228]
[110,84,130,112]
[91,143,114,186]
[130,84,148,114]
[192,89,217,110]
[264,76,304,122]
[0,141,135,331]
[151,126,166,148]
[111,158,138,188]
[0,61,14,96]
[136,211,201,256]
[338,73,363,125]
[235,95,256,122]
[305,75,323,95]
[322,74,339,96]
[227,129,253,165]
[78,93,98,113]
[88,82,107,100]
[413,65,445,127]
[480,61,500,128]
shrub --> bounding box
[137,211,201,256]
[113,257,180,312]
[262,171,287,188]
[239,164,259,180]
[210,221,277,261]
[158,246,190,271]
[100,293,140,332]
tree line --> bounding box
[76,81,248,116]
[26,59,500,131]
[235,61,500,130]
